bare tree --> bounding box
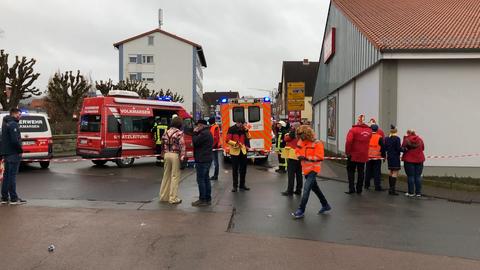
[45,70,91,134]
[114,79,150,97]
[0,50,41,109]
[95,78,184,102]
[95,79,114,96]
[147,88,184,102]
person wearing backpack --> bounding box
[291,125,331,219]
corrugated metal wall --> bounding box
[313,3,381,104]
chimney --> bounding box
[303,59,309,65]
[158,9,163,29]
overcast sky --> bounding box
[0,0,329,97]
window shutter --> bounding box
[137,54,142,64]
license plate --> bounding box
[80,139,88,144]
[22,141,36,146]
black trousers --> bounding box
[365,160,382,189]
[286,159,303,193]
[155,144,163,160]
[347,160,365,193]
[231,153,247,188]
[278,153,286,171]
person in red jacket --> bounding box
[345,115,372,194]
[402,129,425,197]
[208,117,220,181]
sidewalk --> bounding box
[319,160,480,204]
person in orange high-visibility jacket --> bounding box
[364,124,386,191]
[208,117,220,181]
[291,125,331,219]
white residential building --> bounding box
[114,28,207,119]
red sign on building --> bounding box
[323,27,336,64]
[288,111,302,123]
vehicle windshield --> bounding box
[18,115,48,132]
[80,115,101,132]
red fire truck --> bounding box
[76,91,195,167]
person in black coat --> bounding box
[1,108,26,204]
[383,125,402,195]
[191,119,214,206]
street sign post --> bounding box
[287,82,305,111]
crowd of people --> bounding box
[1,108,426,216]
[159,113,426,218]
[344,115,425,198]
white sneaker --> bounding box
[416,194,422,197]
[405,193,414,197]
[10,199,27,205]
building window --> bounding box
[142,55,154,64]
[248,106,260,123]
[148,36,154,46]
[142,73,155,84]
[232,107,245,123]
[129,73,138,81]
[128,55,137,64]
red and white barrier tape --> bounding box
[19,152,480,164]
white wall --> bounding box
[122,32,195,114]
[355,65,380,123]
[319,99,327,143]
[313,103,320,139]
[301,96,313,121]
[338,81,354,152]
[397,59,480,167]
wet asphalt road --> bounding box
[14,157,480,261]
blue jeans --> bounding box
[196,162,212,201]
[1,156,21,201]
[404,162,423,195]
[209,151,219,179]
[299,172,329,211]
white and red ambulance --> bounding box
[0,111,53,169]
[219,97,273,163]
[76,90,195,168]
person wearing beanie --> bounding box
[191,119,214,207]
[384,125,402,195]
[208,116,220,181]
[368,118,385,138]
[345,114,372,194]
[364,124,386,191]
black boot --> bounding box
[389,177,399,196]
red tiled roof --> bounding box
[333,0,480,51]
[114,28,207,67]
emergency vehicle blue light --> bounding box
[220,98,228,103]
[264,97,271,102]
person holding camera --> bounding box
[226,120,251,192]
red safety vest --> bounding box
[210,124,221,148]
[295,139,324,175]
[368,133,382,159]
